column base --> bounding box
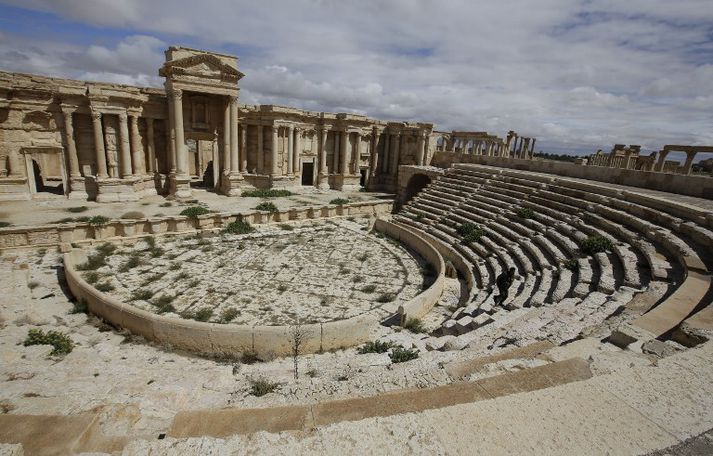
[67,176,89,200]
[333,174,362,191]
[220,172,244,196]
[95,177,140,203]
[169,173,192,199]
[317,174,330,190]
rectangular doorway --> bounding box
[302,163,314,186]
[359,168,368,187]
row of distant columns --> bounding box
[449,137,503,156]
[61,105,157,182]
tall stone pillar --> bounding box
[683,151,696,175]
[318,126,329,189]
[416,132,426,165]
[271,126,279,176]
[169,88,190,198]
[229,96,240,176]
[529,138,536,158]
[90,109,108,179]
[171,89,187,176]
[222,99,230,175]
[287,125,294,175]
[332,131,340,172]
[257,125,264,173]
[62,108,88,199]
[167,96,176,174]
[340,130,349,175]
[450,136,456,153]
[129,113,145,176]
[294,128,301,177]
[370,128,379,177]
[390,133,401,176]
[118,112,133,178]
[146,118,156,174]
[352,132,361,174]
[382,133,390,174]
[240,124,248,173]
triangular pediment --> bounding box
[160,54,244,81]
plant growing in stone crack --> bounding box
[360,284,377,293]
[516,206,536,219]
[248,377,280,397]
[377,293,395,303]
[151,295,175,314]
[118,253,143,273]
[255,202,278,213]
[389,346,419,363]
[581,235,613,255]
[88,215,111,226]
[219,307,240,323]
[403,318,426,334]
[562,258,579,271]
[95,281,115,292]
[23,329,73,356]
[330,198,349,205]
[289,320,311,380]
[179,206,211,218]
[224,220,254,235]
[357,340,394,354]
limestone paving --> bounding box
[81,218,424,325]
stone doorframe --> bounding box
[185,131,219,188]
[21,146,68,197]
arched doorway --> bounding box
[401,173,431,208]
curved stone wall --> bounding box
[63,217,446,357]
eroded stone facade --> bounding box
[0,46,521,202]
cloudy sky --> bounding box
[1,0,712,155]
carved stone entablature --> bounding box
[160,47,243,97]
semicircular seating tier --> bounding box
[393,163,713,352]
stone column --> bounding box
[287,125,294,175]
[416,132,426,165]
[146,118,156,173]
[683,151,696,175]
[129,113,145,176]
[222,99,230,174]
[340,130,349,175]
[271,126,279,175]
[390,132,401,174]
[257,125,264,173]
[118,112,132,178]
[171,89,187,176]
[240,124,248,172]
[370,128,379,176]
[450,136,456,153]
[294,128,301,177]
[382,133,391,174]
[167,97,176,174]
[332,131,340,172]
[61,110,80,178]
[529,138,536,158]
[352,131,361,174]
[90,109,108,178]
[318,126,329,189]
[229,96,239,175]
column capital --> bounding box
[168,88,183,100]
[60,104,77,115]
[89,107,103,120]
[118,111,128,122]
[228,95,239,107]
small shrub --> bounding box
[24,329,73,356]
[224,220,254,235]
[77,254,106,271]
[516,207,536,219]
[456,223,485,243]
[361,284,377,293]
[306,368,319,378]
[0,221,11,228]
[249,377,279,397]
[255,202,278,213]
[88,215,110,226]
[562,258,579,271]
[159,202,173,207]
[352,276,364,283]
[27,281,39,290]
[121,211,146,220]
[96,243,116,256]
[220,307,240,323]
[169,262,181,271]
[83,271,100,284]
[95,281,115,292]
[118,254,142,273]
[150,247,165,258]
[180,206,211,218]
[176,271,190,280]
[277,284,288,292]
[356,253,369,261]
[389,346,419,363]
[330,198,349,205]
[241,351,260,364]
[279,223,294,231]
[241,189,293,198]
[142,272,166,286]
[403,318,426,334]
[358,340,394,354]
[191,308,213,322]
[70,299,87,314]
[377,293,395,303]
[129,289,154,302]
[152,295,175,314]
[67,206,89,213]
[581,235,613,255]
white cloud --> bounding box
[0,0,712,154]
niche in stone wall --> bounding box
[22,110,53,130]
